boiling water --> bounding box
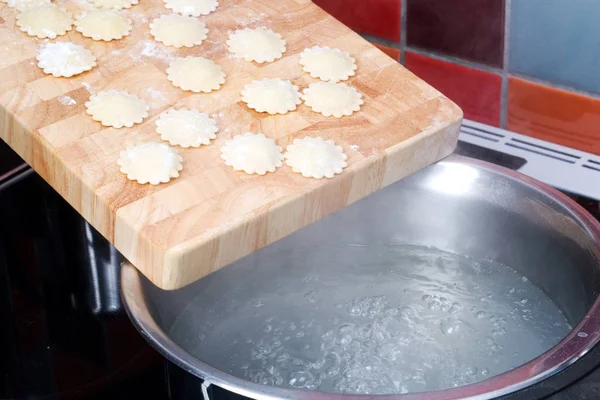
[169,244,572,395]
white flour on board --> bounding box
[57,95,77,106]
[128,40,174,64]
[145,87,167,101]
[81,82,94,94]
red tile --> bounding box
[407,0,504,67]
[507,78,600,156]
[373,43,400,61]
[405,52,502,126]
[313,0,401,42]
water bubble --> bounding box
[247,370,276,385]
[384,307,399,316]
[449,302,462,314]
[289,370,316,388]
[440,319,461,335]
[263,324,272,333]
[339,334,353,345]
[347,303,362,316]
[475,311,487,319]
[338,323,354,335]
[304,290,318,303]
[317,352,341,378]
[399,306,416,318]
[492,328,506,337]
[302,275,319,283]
[251,299,265,308]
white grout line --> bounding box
[404,46,503,75]
[510,72,600,100]
[359,33,401,50]
[400,0,407,65]
[500,0,512,129]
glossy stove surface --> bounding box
[1,139,599,400]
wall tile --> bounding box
[373,43,400,62]
[509,1,600,94]
[405,52,502,126]
[406,0,504,67]
[313,0,401,42]
[507,78,600,156]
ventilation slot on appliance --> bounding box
[583,159,600,173]
[504,138,580,164]
[460,125,504,142]
[458,119,600,201]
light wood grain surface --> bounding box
[0,0,463,289]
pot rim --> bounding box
[120,154,600,400]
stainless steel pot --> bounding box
[121,154,600,400]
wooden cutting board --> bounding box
[0,0,462,290]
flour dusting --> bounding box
[128,40,174,63]
[145,87,167,101]
[81,81,94,94]
[57,95,77,105]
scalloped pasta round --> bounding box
[241,79,301,115]
[163,0,218,16]
[302,82,363,118]
[299,46,357,82]
[85,90,149,128]
[118,142,183,185]
[156,109,218,148]
[89,0,137,10]
[36,42,96,78]
[16,4,73,39]
[167,56,225,93]
[149,14,208,48]
[220,133,283,175]
[284,137,348,179]
[226,28,286,63]
[4,0,50,12]
[75,10,132,41]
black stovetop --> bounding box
[1,140,599,400]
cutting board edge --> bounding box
[146,113,463,290]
